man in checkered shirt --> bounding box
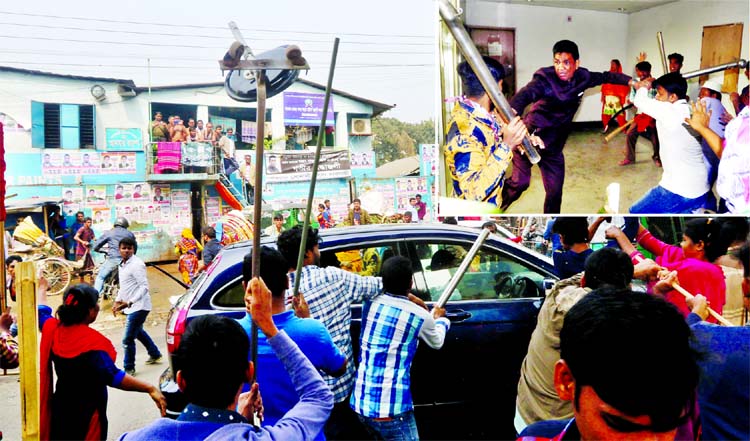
[277,226,382,440]
[350,256,449,439]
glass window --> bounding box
[407,240,547,302]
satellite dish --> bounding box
[224,45,301,102]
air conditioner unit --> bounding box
[351,118,372,135]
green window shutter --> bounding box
[31,101,45,147]
[60,104,80,149]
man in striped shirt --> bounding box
[277,226,382,440]
[350,256,450,440]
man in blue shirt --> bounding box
[197,226,222,273]
[237,246,345,440]
[119,278,334,440]
[350,256,449,440]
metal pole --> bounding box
[436,227,491,308]
[656,32,668,74]
[437,0,541,164]
[250,72,266,383]
[293,38,340,298]
[682,59,748,80]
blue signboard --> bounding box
[105,128,143,151]
[283,92,335,126]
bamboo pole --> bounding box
[670,282,733,326]
[17,261,39,440]
[604,119,634,143]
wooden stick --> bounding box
[633,255,732,326]
[670,282,733,326]
[604,119,634,143]
[17,261,40,439]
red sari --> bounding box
[40,318,118,441]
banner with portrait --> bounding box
[264,150,351,183]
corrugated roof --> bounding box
[375,155,420,178]
[0,65,136,87]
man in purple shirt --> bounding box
[414,194,427,220]
[501,40,632,213]
[119,278,334,441]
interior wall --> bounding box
[466,0,630,122]
[464,0,749,121]
[628,0,748,110]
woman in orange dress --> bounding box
[601,59,630,131]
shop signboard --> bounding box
[283,92,335,126]
[105,128,143,151]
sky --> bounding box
[0,0,436,122]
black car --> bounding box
[161,223,558,439]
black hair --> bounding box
[561,288,698,432]
[382,255,412,296]
[84,217,92,222]
[119,236,137,249]
[202,226,217,239]
[683,218,729,262]
[273,213,283,221]
[610,59,622,71]
[583,247,633,289]
[430,249,456,271]
[403,211,413,218]
[668,52,684,65]
[173,315,249,409]
[242,246,288,297]
[653,72,688,100]
[352,198,361,204]
[457,56,506,98]
[551,217,589,247]
[5,255,22,266]
[277,226,320,268]
[318,203,325,210]
[716,217,749,248]
[57,284,99,326]
[635,61,651,73]
[553,39,579,60]
[442,217,458,225]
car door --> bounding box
[402,237,553,439]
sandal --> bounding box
[619,158,634,166]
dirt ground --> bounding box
[499,127,663,214]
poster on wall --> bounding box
[395,177,427,212]
[61,187,83,216]
[85,185,107,206]
[350,151,375,169]
[42,151,136,175]
[152,184,171,204]
[419,144,436,177]
[92,207,111,227]
[205,197,221,225]
[357,179,397,216]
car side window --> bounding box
[213,278,244,308]
[409,240,546,301]
[330,245,396,277]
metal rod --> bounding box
[682,59,748,80]
[293,38,340,299]
[438,0,541,164]
[436,227,491,308]
[656,32,668,74]
[250,73,266,384]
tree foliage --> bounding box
[371,117,435,165]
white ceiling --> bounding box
[487,0,677,14]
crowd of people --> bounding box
[444,38,750,214]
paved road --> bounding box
[0,263,186,441]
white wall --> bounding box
[466,1,630,122]
[628,0,748,110]
[465,0,749,121]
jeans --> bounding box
[94,258,120,294]
[630,186,708,214]
[123,309,161,371]
[358,410,419,441]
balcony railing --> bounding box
[145,141,222,179]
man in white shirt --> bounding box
[113,236,162,376]
[264,214,285,239]
[629,72,709,213]
[241,154,255,203]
